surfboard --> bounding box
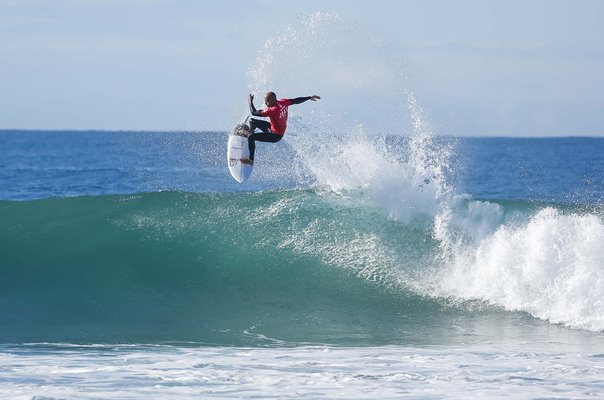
[227,124,253,183]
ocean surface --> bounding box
[1,129,603,399]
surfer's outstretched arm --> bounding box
[290,95,321,105]
[249,94,264,117]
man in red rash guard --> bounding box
[241,91,320,164]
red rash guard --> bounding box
[260,98,292,135]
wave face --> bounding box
[0,191,445,345]
[1,190,603,346]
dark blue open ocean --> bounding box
[1,129,603,399]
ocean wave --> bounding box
[1,190,602,346]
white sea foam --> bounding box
[1,344,603,399]
[433,205,604,331]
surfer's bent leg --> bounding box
[248,132,282,161]
[249,118,271,134]
[247,119,279,160]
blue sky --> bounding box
[1,0,603,136]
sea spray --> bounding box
[246,12,454,221]
[248,12,337,96]
[242,12,604,333]
[246,12,410,139]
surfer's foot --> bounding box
[240,158,254,165]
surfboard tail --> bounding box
[233,124,251,137]
[227,133,253,183]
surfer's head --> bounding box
[264,92,277,107]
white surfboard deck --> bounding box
[227,128,253,183]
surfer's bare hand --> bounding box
[310,95,321,101]
[249,94,254,102]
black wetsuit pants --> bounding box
[248,118,282,161]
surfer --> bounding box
[240,92,321,164]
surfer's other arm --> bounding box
[248,94,264,117]
[290,95,321,104]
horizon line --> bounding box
[1,128,603,139]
